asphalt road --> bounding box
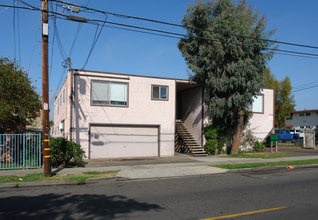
[1,167,318,220]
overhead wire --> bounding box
[2,2,318,60]
[45,4,318,60]
[81,14,107,69]
[2,1,318,95]
[50,1,69,103]
[292,81,318,93]
[12,0,17,65]
[16,0,21,66]
[50,0,182,28]
[51,0,318,51]
[47,1,318,94]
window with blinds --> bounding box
[91,80,128,106]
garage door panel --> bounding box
[90,125,159,159]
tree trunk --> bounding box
[231,109,244,154]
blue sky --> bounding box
[1,0,318,113]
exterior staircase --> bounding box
[175,120,207,157]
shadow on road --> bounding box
[0,193,163,219]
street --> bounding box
[1,167,318,219]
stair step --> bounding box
[175,120,207,157]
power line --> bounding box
[50,0,182,28]
[292,81,318,93]
[2,2,318,60]
[0,3,40,11]
[45,2,318,59]
[3,1,318,53]
[81,14,107,69]
[292,84,318,93]
[62,15,318,59]
[269,48,318,58]
[51,0,318,51]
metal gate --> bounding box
[0,133,42,170]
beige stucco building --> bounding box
[53,69,274,159]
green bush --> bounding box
[204,139,218,155]
[50,137,85,168]
[204,125,226,155]
[204,125,218,140]
[254,141,265,152]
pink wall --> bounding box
[247,89,274,141]
[53,70,176,157]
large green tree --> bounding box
[0,58,41,133]
[178,0,274,153]
[263,69,295,128]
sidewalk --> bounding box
[1,151,318,181]
[60,154,318,179]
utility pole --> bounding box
[42,0,51,177]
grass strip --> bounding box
[0,170,119,184]
[214,159,318,169]
[227,153,290,159]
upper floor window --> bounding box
[91,80,128,106]
[250,94,264,113]
[286,113,293,120]
[152,85,168,101]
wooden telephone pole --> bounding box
[42,0,51,177]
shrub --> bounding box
[50,137,85,168]
[204,139,218,155]
[254,141,265,152]
[204,125,226,155]
[204,125,218,140]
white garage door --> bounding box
[90,125,159,159]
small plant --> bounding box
[254,141,265,152]
[240,129,257,153]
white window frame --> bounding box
[152,85,168,101]
[91,80,128,106]
[251,94,264,114]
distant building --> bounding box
[26,112,42,133]
[285,109,318,130]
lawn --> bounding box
[228,152,290,159]
[214,159,318,170]
[0,170,119,185]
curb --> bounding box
[226,164,318,174]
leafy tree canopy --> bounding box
[178,0,274,153]
[0,58,41,133]
[263,68,295,128]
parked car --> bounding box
[289,129,304,139]
[275,129,300,143]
